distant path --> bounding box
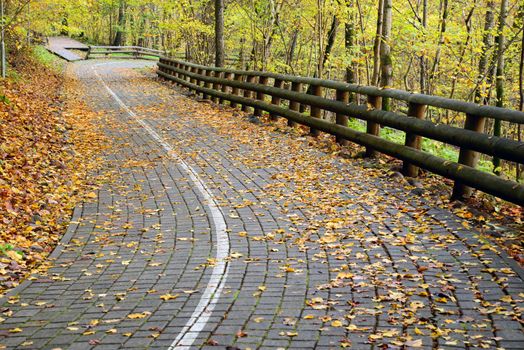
[46,37,88,61]
[0,60,522,350]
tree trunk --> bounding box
[372,0,384,86]
[474,1,495,105]
[322,15,339,68]
[380,0,392,111]
[518,19,523,181]
[419,0,427,93]
[287,30,299,72]
[112,0,125,46]
[214,0,225,67]
[428,0,449,94]
[493,0,508,175]
[345,3,356,85]
[316,0,324,78]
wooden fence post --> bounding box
[402,102,427,177]
[335,89,350,145]
[196,68,204,98]
[310,85,322,136]
[288,82,302,127]
[365,95,382,157]
[204,70,212,100]
[254,76,268,117]
[242,75,255,112]
[270,79,284,121]
[220,72,232,104]
[172,62,179,82]
[189,67,196,85]
[185,65,190,82]
[230,73,242,108]
[452,113,487,199]
[180,64,186,81]
[212,71,221,103]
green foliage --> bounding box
[32,46,58,67]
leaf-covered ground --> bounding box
[0,52,109,295]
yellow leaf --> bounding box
[405,339,423,347]
[160,293,179,301]
[106,329,117,334]
[5,250,22,262]
[9,328,22,333]
[336,272,354,279]
[127,311,151,319]
[500,295,512,303]
[87,192,97,199]
[331,320,343,327]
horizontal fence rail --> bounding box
[157,57,524,206]
[87,46,164,60]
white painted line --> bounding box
[92,63,229,349]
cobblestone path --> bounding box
[1,60,523,350]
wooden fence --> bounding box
[157,57,524,206]
[87,46,164,60]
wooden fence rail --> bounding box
[87,46,164,60]
[157,57,524,206]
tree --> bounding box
[215,0,224,67]
[372,0,384,86]
[345,1,356,84]
[112,0,126,46]
[380,0,392,111]
[493,0,508,175]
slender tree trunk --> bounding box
[322,15,338,68]
[316,0,324,78]
[287,30,299,72]
[419,0,428,93]
[345,2,356,84]
[449,5,475,101]
[262,0,281,70]
[109,11,113,45]
[493,0,508,175]
[372,0,384,86]
[428,0,449,94]
[518,15,523,181]
[474,1,495,105]
[112,0,125,46]
[239,37,245,69]
[380,0,392,111]
[517,21,524,181]
[215,0,225,67]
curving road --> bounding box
[0,60,522,350]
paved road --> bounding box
[46,37,87,61]
[1,60,523,350]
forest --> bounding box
[3,0,524,179]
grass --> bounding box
[32,45,65,72]
[347,118,496,174]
